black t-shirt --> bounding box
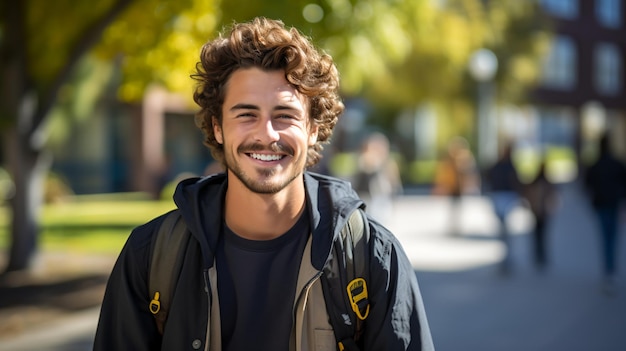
[216,211,310,351]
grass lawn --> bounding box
[0,196,176,255]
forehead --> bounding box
[224,68,308,108]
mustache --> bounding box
[238,142,294,156]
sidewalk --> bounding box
[0,307,100,351]
[0,181,624,351]
[388,181,626,351]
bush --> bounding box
[45,172,74,203]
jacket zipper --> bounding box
[294,271,323,315]
[291,271,323,351]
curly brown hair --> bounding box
[192,17,344,168]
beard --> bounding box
[224,141,304,194]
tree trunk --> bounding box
[3,128,50,272]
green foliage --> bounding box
[4,0,552,157]
[328,152,358,178]
[11,0,550,116]
[0,197,176,254]
[95,0,220,102]
[46,56,115,148]
[407,159,438,185]
[24,0,120,89]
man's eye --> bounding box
[237,112,256,118]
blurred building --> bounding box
[496,0,625,184]
[52,86,210,196]
[530,0,625,162]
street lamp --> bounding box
[468,49,498,168]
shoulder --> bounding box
[305,171,361,208]
[366,217,407,265]
[306,171,354,190]
[124,211,176,256]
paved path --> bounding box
[388,181,626,351]
[1,181,624,351]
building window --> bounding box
[596,0,622,28]
[594,43,622,95]
[541,36,577,90]
[540,0,579,19]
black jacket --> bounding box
[94,172,434,350]
[585,154,626,208]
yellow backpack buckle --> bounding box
[346,278,370,320]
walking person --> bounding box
[94,17,433,351]
[432,136,480,236]
[523,160,559,270]
[584,133,626,294]
[353,132,403,226]
[486,143,524,274]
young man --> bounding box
[94,17,434,351]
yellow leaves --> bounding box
[509,56,540,85]
[25,0,119,86]
[434,15,476,66]
[371,12,411,64]
[326,0,353,21]
[93,0,220,102]
[18,0,548,110]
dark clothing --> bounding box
[524,169,558,268]
[486,155,523,273]
[585,154,626,208]
[487,158,522,193]
[217,212,309,351]
[94,172,434,351]
[585,153,626,278]
[596,206,620,276]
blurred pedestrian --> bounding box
[353,132,403,225]
[584,133,626,294]
[432,136,481,236]
[523,160,559,270]
[486,143,524,274]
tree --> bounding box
[0,0,217,272]
[0,0,134,272]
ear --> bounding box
[308,124,318,146]
[212,117,223,144]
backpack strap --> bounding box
[320,208,371,351]
[148,209,190,334]
[148,207,371,345]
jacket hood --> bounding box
[172,171,364,270]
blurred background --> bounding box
[1,0,625,350]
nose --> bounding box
[256,117,280,144]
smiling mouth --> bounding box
[248,153,285,162]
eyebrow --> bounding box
[229,103,302,113]
[229,103,258,111]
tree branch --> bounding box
[30,0,135,145]
[0,0,29,123]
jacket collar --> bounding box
[174,171,363,271]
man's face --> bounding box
[214,67,318,194]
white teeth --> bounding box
[250,153,283,161]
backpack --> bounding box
[148,208,371,351]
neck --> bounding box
[224,173,307,240]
